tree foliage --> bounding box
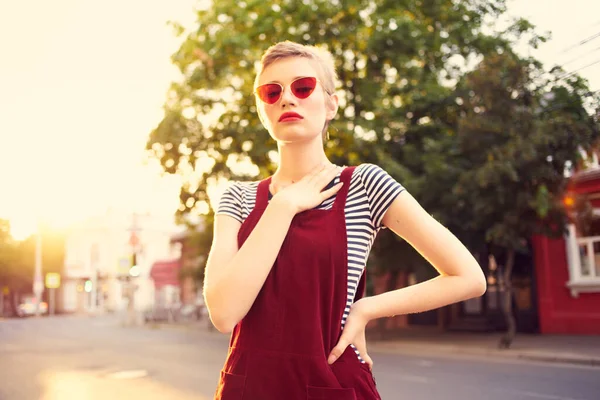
[446,51,599,345]
[148,0,523,218]
[148,0,540,278]
[0,220,65,293]
[147,1,600,336]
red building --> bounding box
[533,167,600,335]
[367,167,600,336]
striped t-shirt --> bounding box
[216,163,405,358]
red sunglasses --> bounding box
[255,76,329,105]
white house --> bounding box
[61,208,183,315]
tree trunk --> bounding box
[499,249,516,349]
[10,290,19,317]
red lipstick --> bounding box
[279,112,303,122]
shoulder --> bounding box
[216,180,262,222]
[353,163,403,187]
[221,180,261,199]
[354,163,386,177]
[351,163,406,228]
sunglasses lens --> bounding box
[291,77,317,99]
[256,84,282,104]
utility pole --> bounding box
[126,212,140,325]
[33,221,43,316]
[90,243,98,314]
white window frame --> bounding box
[565,223,600,297]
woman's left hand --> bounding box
[327,298,374,369]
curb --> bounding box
[144,323,600,368]
[516,353,600,367]
[369,341,600,368]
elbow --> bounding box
[204,287,239,333]
[457,267,487,299]
[470,273,487,298]
[206,306,238,333]
[210,315,236,334]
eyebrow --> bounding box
[266,76,307,84]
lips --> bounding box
[278,112,303,122]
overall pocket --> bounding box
[307,386,357,400]
[215,370,246,400]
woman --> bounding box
[204,41,487,400]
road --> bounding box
[0,315,598,400]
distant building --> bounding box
[533,164,600,334]
[369,155,600,336]
[61,208,184,315]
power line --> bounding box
[559,45,600,68]
[559,31,600,55]
[558,58,600,80]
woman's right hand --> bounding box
[271,164,344,215]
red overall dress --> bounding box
[215,167,381,400]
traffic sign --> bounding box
[118,257,131,275]
[45,273,61,289]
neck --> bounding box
[273,135,331,184]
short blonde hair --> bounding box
[254,41,339,92]
[254,41,339,138]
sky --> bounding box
[0,0,599,240]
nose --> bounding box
[279,85,296,108]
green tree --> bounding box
[177,215,214,286]
[0,220,18,287]
[448,51,600,346]
[147,0,537,280]
[0,226,65,294]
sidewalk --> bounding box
[144,319,600,367]
[368,328,600,367]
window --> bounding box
[565,223,600,297]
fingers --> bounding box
[306,163,329,183]
[328,340,372,370]
[361,352,374,370]
[328,337,350,364]
[320,182,343,201]
[314,164,342,188]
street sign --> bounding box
[45,273,61,289]
[118,257,130,275]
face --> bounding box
[256,57,338,143]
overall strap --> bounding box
[332,166,355,210]
[256,177,272,209]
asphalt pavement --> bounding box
[0,315,598,400]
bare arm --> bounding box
[204,164,343,333]
[204,200,295,333]
[327,176,487,367]
[358,191,487,320]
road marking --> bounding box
[505,389,583,400]
[399,374,429,384]
[415,360,434,367]
[105,369,148,380]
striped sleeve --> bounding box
[358,164,405,229]
[216,182,244,223]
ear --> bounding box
[326,93,339,121]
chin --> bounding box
[273,128,320,144]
